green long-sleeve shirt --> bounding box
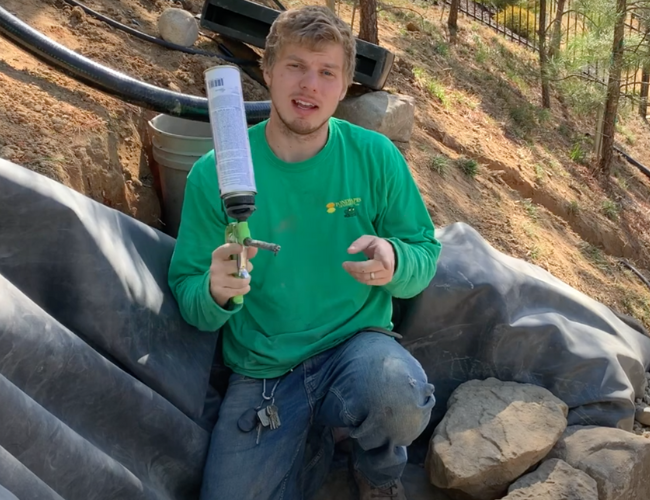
[168,118,441,378]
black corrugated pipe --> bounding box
[614,146,650,181]
[0,5,271,124]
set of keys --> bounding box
[257,404,281,430]
[237,378,282,444]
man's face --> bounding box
[263,42,348,136]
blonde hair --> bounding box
[262,5,356,86]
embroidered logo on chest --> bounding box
[326,198,362,217]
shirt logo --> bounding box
[326,198,362,215]
[344,207,358,218]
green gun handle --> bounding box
[225,221,251,305]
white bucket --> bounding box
[147,114,213,238]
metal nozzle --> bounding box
[243,238,281,255]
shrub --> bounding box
[602,200,619,221]
[495,7,537,41]
[457,157,479,177]
[475,0,520,10]
[431,155,449,176]
[569,142,588,164]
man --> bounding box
[168,5,441,500]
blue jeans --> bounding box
[200,331,436,500]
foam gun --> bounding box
[204,65,280,304]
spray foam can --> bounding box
[204,65,257,221]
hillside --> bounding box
[1,0,649,329]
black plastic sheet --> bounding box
[393,223,650,441]
[0,160,216,499]
[1,159,649,499]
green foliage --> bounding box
[475,0,520,11]
[522,199,539,220]
[549,0,650,121]
[536,108,551,125]
[602,199,620,220]
[616,123,637,146]
[414,67,449,106]
[434,42,450,57]
[495,7,537,41]
[555,77,606,118]
[581,243,610,272]
[567,200,580,216]
[508,102,549,137]
[529,245,542,260]
[510,104,536,131]
[430,155,449,176]
[569,142,588,164]
[475,43,489,64]
[427,80,448,105]
[457,157,479,177]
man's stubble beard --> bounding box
[272,99,330,140]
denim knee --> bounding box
[348,344,436,447]
[375,355,435,443]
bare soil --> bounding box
[1,0,649,331]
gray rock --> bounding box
[635,402,650,426]
[426,378,568,500]
[334,91,415,142]
[157,8,199,48]
[548,425,650,500]
[502,459,598,500]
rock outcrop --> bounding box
[334,91,415,143]
[548,425,650,500]
[426,378,568,500]
[502,458,598,499]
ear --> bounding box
[339,83,348,102]
[263,65,272,87]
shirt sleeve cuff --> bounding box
[200,270,242,321]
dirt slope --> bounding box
[0,0,649,328]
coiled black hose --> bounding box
[60,0,257,66]
[0,5,271,124]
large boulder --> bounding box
[334,91,415,142]
[157,8,199,48]
[547,425,650,500]
[426,378,568,500]
[502,459,598,500]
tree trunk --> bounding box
[640,65,650,119]
[358,0,378,45]
[539,0,551,108]
[639,24,650,119]
[448,0,460,42]
[548,0,566,59]
[598,0,627,175]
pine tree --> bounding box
[358,0,379,45]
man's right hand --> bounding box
[209,243,258,307]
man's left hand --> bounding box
[342,235,395,286]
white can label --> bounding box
[205,66,257,196]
